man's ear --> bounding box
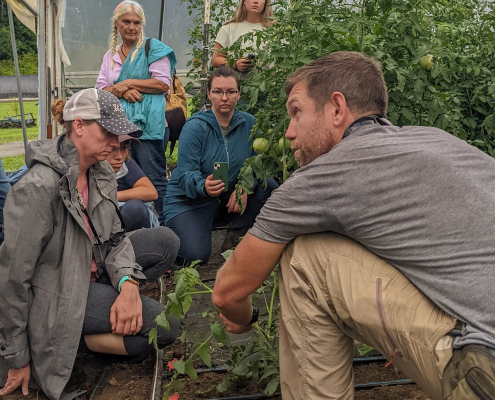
[330,92,349,128]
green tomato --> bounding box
[273,143,283,156]
[279,137,291,150]
[267,128,274,135]
[253,138,269,153]
[285,25,293,33]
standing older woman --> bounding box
[96,0,176,225]
[0,89,179,400]
[211,0,273,78]
[164,66,278,265]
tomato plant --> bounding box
[183,0,495,192]
[152,256,280,398]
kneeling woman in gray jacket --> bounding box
[0,89,179,400]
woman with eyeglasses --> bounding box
[106,135,160,231]
[164,66,278,265]
[0,89,179,400]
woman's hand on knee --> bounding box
[110,282,143,336]
[0,365,30,396]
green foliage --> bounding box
[155,258,280,398]
[181,0,240,112]
[0,52,38,76]
[0,2,37,62]
[357,343,375,357]
[184,0,495,193]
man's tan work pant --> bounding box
[278,233,457,400]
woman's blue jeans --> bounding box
[167,177,278,265]
[131,127,170,226]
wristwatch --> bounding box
[248,303,259,325]
[118,275,140,292]
[127,276,140,286]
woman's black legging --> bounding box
[82,227,180,356]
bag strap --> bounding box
[172,70,178,93]
[145,38,152,58]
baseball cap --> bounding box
[63,88,142,138]
[119,134,141,145]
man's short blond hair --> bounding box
[285,51,388,117]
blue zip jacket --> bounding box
[164,109,255,223]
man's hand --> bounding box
[219,313,253,334]
[0,365,30,396]
[112,82,130,98]
[226,190,247,213]
[110,282,143,336]
[205,174,225,197]
[235,58,253,72]
[122,89,143,103]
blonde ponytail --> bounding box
[130,30,144,63]
[110,25,118,70]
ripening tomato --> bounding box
[253,138,269,153]
[279,137,291,150]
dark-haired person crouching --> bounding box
[164,65,278,265]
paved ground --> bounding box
[0,141,29,157]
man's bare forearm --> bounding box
[213,234,286,324]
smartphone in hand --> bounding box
[213,162,228,192]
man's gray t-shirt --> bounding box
[250,124,495,349]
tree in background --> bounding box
[0,1,37,75]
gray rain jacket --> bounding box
[0,134,146,399]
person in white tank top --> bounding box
[211,0,274,78]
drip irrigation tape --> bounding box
[353,356,386,363]
[150,277,167,400]
[192,356,387,377]
[354,378,414,389]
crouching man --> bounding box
[212,51,495,400]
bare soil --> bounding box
[6,230,429,400]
